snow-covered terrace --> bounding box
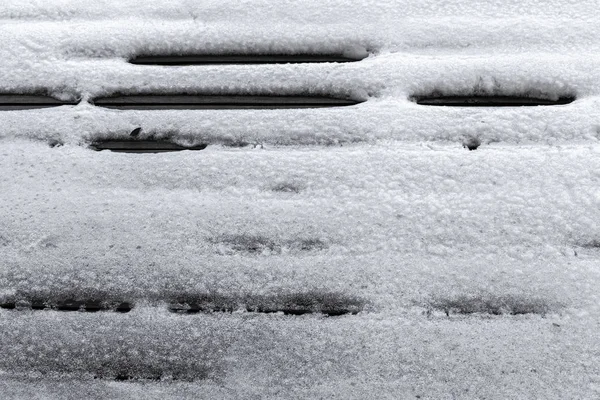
[1,0,599,398]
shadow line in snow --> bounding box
[128,53,367,65]
[426,294,556,316]
[414,95,575,107]
[92,94,361,109]
[0,94,79,110]
[168,291,365,316]
[90,140,208,153]
[0,300,133,313]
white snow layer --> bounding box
[1,1,600,399]
[0,1,599,146]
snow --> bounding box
[0,312,598,399]
[0,1,600,147]
[1,0,600,398]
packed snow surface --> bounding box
[1,0,600,398]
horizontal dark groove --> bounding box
[166,290,365,316]
[415,95,575,107]
[129,54,365,65]
[1,301,133,313]
[169,304,235,314]
[247,307,359,316]
[97,373,196,382]
[112,374,161,382]
[93,95,360,109]
[91,140,208,153]
[1,301,357,316]
[0,95,79,110]
[168,304,360,316]
[168,291,365,316]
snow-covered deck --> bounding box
[1,1,599,398]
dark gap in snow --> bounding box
[0,300,133,312]
[579,240,600,249]
[129,54,366,65]
[213,234,280,254]
[90,140,208,153]
[91,127,207,153]
[414,95,575,107]
[48,139,64,148]
[92,95,360,109]
[97,371,202,382]
[246,291,364,316]
[112,373,162,382]
[428,294,555,316]
[295,238,328,251]
[169,304,236,314]
[168,291,365,316]
[209,233,329,255]
[462,136,481,151]
[221,139,252,148]
[31,300,47,310]
[271,182,304,193]
[0,94,79,110]
[115,302,133,313]
[91,363,210,382]
[246,307,359,316]
[168,293,237,314]
[56,300,89,312]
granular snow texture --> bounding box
[1,0,600,399]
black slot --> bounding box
[83,300,102,312]
[1,299,133,312]
[113,374,162,382]
[92,95,359,110]
[129,54,366,65]
[168,291,365,316]
[31,300,49,310]
[251,307,312,316]
[168,303,235,314]
[115,302,133,313]
[248,307,359,316]
[0,95,79,110]
[414,95,575,107]
[56,300,83,311]
[91,140,208,153]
